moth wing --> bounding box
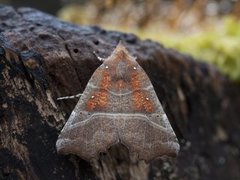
[119,65,179,161]
[56,65,119,160]
[118,113,179,162]
[56,113,119,160]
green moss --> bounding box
[148,16,240,82]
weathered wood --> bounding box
[0,5,240,180]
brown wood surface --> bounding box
[0,5,240,180]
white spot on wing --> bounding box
[163,114,168,121]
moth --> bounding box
[56,42,180,162]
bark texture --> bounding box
[0,5,240,180]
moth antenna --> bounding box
[57,93,82,100]
[93,51,105,62]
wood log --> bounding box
[0,5,240,180]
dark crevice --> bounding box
[64,43,84,91]
[57,31,84,91]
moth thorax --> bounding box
[116,60,127,78]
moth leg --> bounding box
[57,93,82,100]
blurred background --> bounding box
[1,0,240,82]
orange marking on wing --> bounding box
[143,99,153,113]
[96,90,108,107]
[131,72,144,111]
[86,99,96,111]
[130,72,154,113]
[131,72,141,89]
[86,90,108,111]
[100,71,111,89]
[86,71,110,111]
[132,91,144,110]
